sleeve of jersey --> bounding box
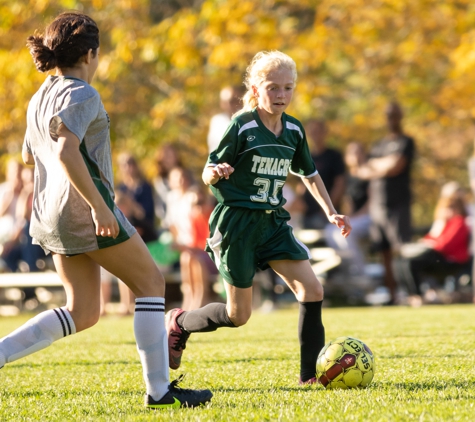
[49,87,100,143]
[205,121,240,167]
[289,129,318,178]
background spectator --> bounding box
[298,119,346,230]
[325,142,371,276]
[396,189,471,306]
[0,159,23,251]
[152,143,182,227]
[207,86,244,153]
[468,139,475,304]
[163,166,218,310]
[1,166,46,272]
[101,154,157,315]
[117,152,155,230]
[348,102,415,304]
[179,185,218,310]
[164,166,196,247]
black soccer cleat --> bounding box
[145,391,181,409]
[146,375,213,409]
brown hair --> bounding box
[434,195,467,220]
[26,12,99,72]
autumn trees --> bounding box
[2,0,475,223]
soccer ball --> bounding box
[316,336,375,389]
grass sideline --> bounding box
[0,304,474,421]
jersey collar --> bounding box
[252,108,287,139]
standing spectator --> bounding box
[152,143,182,227]
[299,119,346,230]
[348,101,415,304]
[207,86,244,154]
[325,142,371,276]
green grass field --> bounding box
[1,304,474,421]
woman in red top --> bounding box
[399,194,471,299]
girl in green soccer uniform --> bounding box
[0,12,211,409]
[166,50,351,384]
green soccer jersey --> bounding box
[206,108,318,210]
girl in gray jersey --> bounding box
[165,51,352,385]
[0,11,211,409]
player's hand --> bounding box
[212,163,234,180]
[329,214,352,238]
[91,204,120,239]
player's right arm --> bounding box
[56,123,119,238]
[302,173,352,238]
[202,163,235,186]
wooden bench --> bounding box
[0,269,182,289]
[0,271,63,288]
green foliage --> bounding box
[1,305,475,420]
[2,1,475,223]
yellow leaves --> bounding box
[109,27,139,64]
[57,0,78,10]
[171,46,201,69]
[208,41,247,68]
[150,92,186,129]
[226,19,251,36]
[1,0,475,219]
[32,0,49,13]
[450,30,475,76]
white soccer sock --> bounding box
[134,297,169,401]
[0,307,76,367]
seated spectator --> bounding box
[395,190,471,305]
[1,165,46,273]
[101,188,160,315]
[0,159,23,251]
[325,142,371,276]
[117,152,156,231]
[179,186,218,310]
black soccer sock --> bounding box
[177,303,236,333]
[298,300,325,382]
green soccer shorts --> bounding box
[205,204,311,288]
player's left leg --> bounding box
[269,259,324,384]
[166,283,250,370]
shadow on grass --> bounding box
[8,360,135,369]
[387,380,475,391]
[0,389,139,398]
[379,353,466,359]
[209,356,292,364]
[209,386,324,394]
